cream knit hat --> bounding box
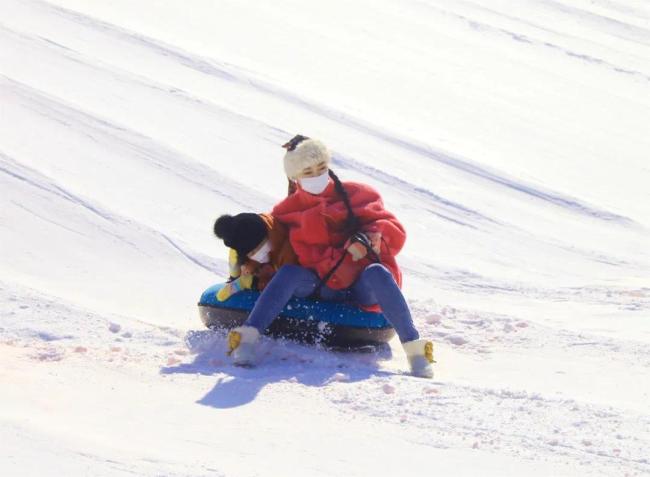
[283,136,331,180]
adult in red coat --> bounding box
[272,178,406,292]
[227,136,434,378]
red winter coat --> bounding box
[272,180,406,290]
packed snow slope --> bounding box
[2,0,650,475]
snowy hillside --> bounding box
[2,0,650,475]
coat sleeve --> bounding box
[262,212,298,268]
[228,248,241,279]
[347,183,407,257]
[274,196,344,276]
[288,233,346,279]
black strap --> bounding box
[311,251,348,298]
[311,233,382,299]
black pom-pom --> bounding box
[213,214,234,239]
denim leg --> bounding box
[350,263,420,343]
[245,265,320,333]
[317,286,349,302]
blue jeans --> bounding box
[245,264,420,343]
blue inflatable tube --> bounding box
[198,283,396,348]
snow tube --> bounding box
[198,283,396,348]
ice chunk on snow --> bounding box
[447,335,468,346]
[326,372,350,384]
[425,313,442,325]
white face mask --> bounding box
[248,239,272,263]
[299,171,330,195]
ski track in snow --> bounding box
[422,0,650,82]
[5,0,639,228]
[0,148,222,273]
[0,69,268,213]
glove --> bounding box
[346,242,367,261]
[345,232,371,262]
[367,232,382,255]
[217,274,254,301]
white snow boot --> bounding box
[403,339,435,378]
[226,326,260,367]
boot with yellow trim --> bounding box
[402,339,435,378]
[226,326,260,367]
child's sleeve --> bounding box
[228,248,241,279]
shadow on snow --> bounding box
[160,329,395,409]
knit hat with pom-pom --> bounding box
[213,213,267,258]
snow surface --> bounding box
[2,0,650,475]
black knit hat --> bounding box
[213,213,267,259]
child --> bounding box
[213,212,297,301]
